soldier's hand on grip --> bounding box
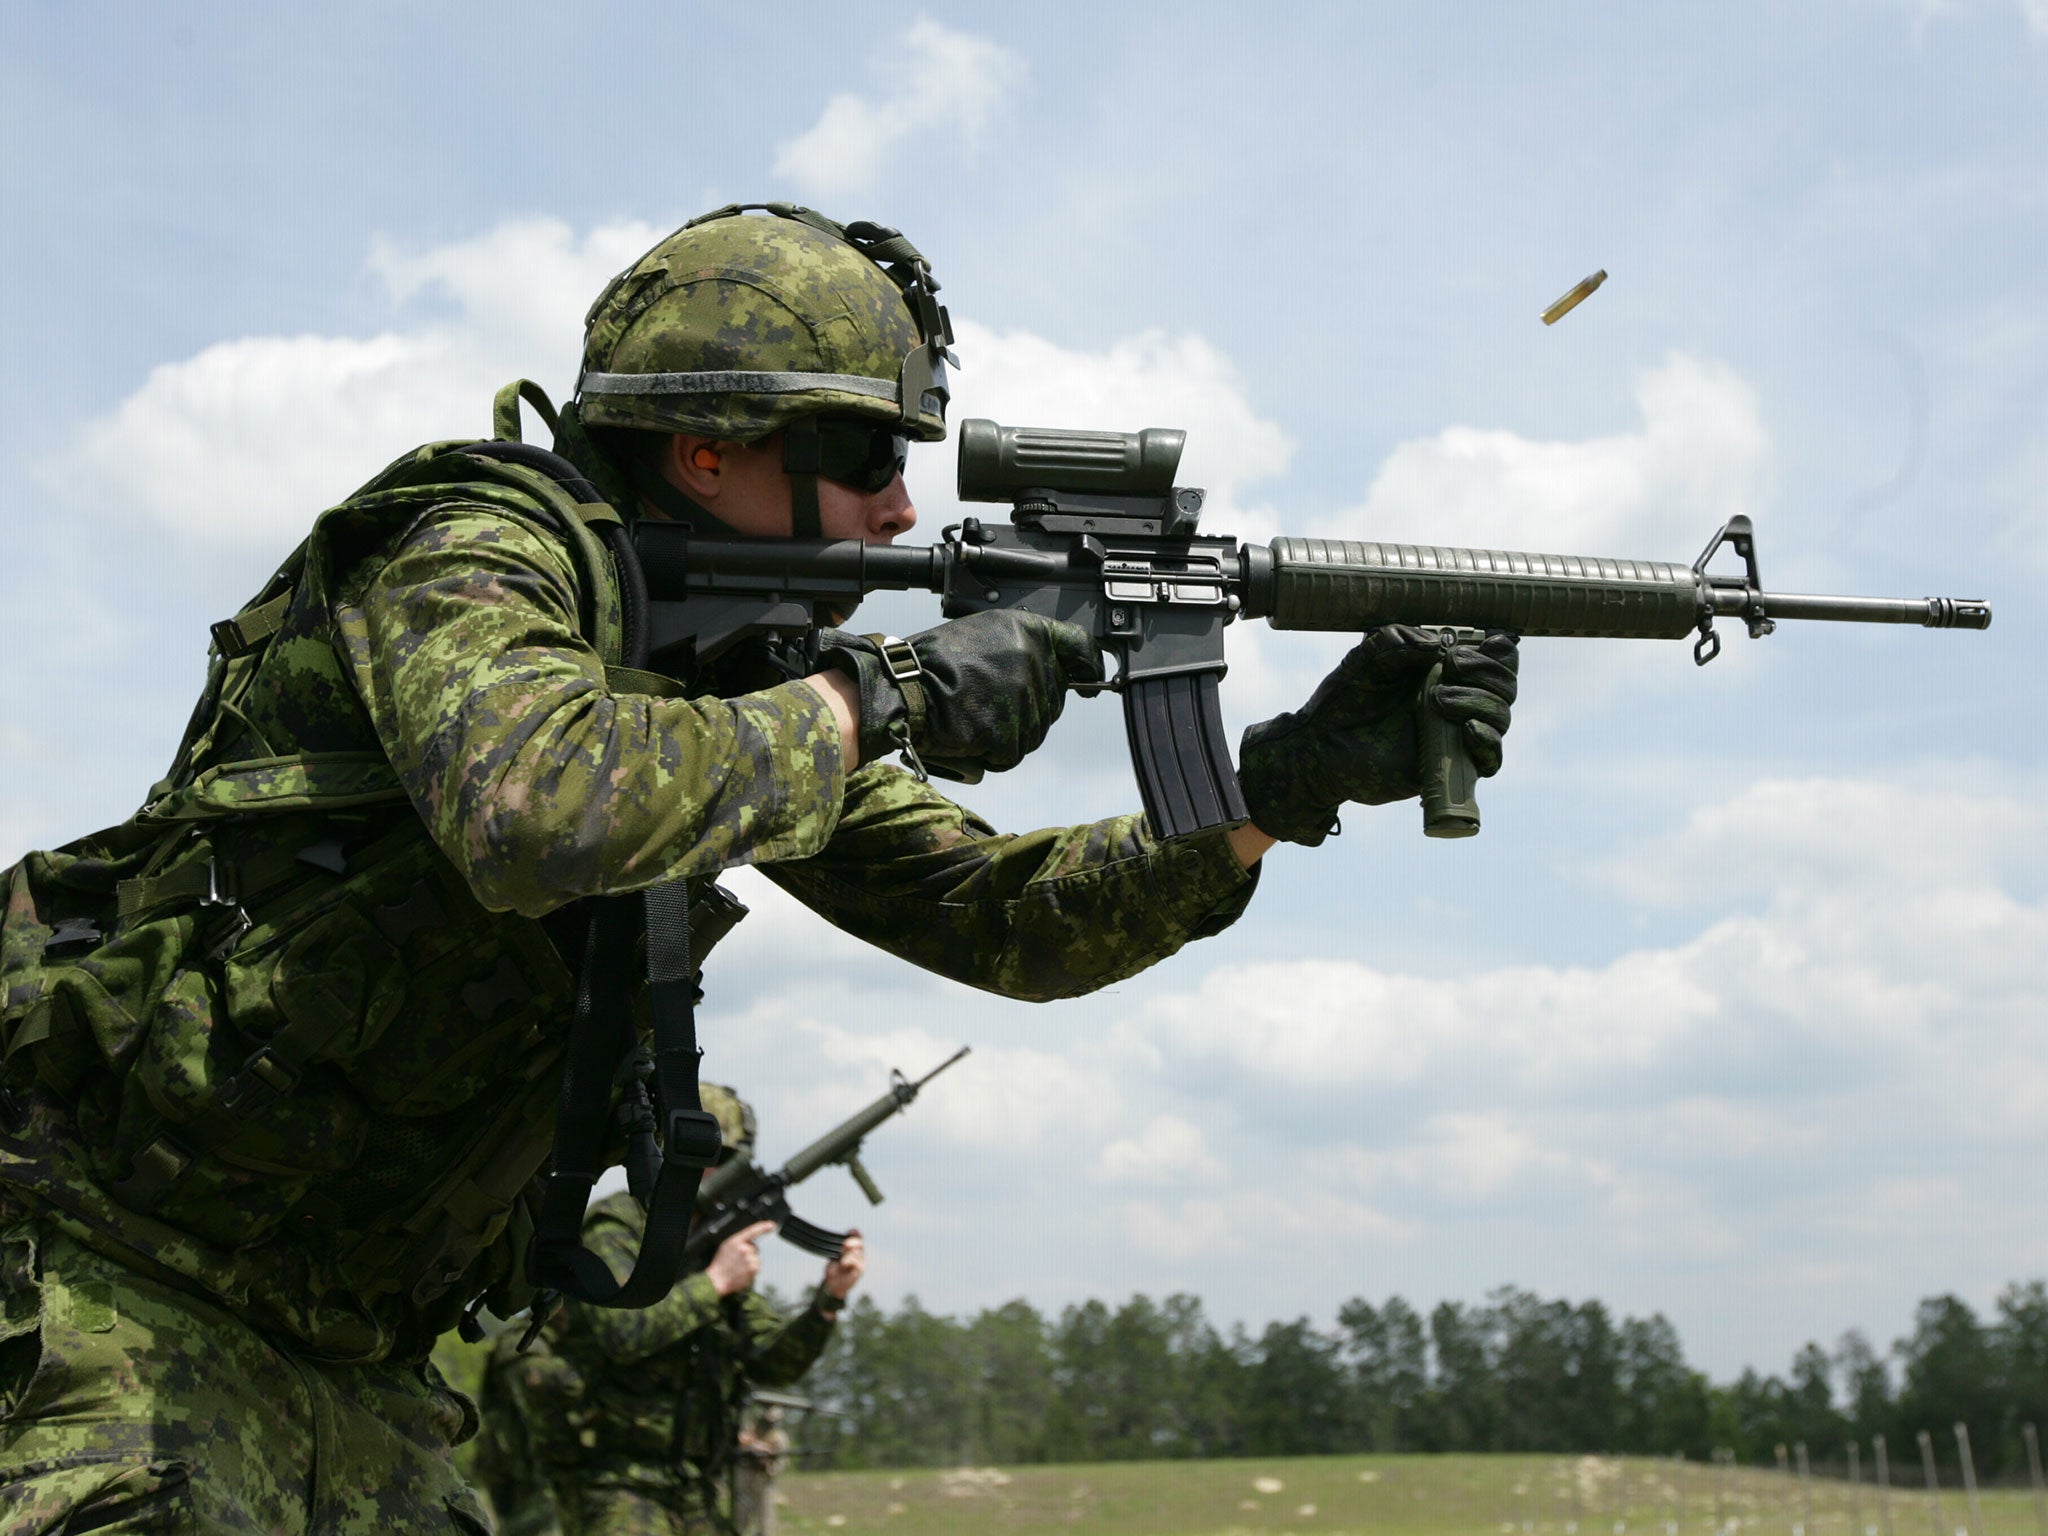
[1237,624,1519,845]
[823,1230,866,1300]
[819,611,1104,779]
[706,1219,777,1297]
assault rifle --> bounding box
[631,418,1992,841]
[684,1047,969,1269]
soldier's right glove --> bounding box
[1237,624,1519,845]
[818,610,1105,779]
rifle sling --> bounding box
[529,880,721,1308]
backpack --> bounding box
[0,382,724,1358]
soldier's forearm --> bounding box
[803,669,863,772]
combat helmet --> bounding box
[572,203,957,536]
[697,1081,758,1163]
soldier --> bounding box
[0,203,1519,1530]
[730,1403,791,1536]
[477,1085,855,1536]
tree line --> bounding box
[785,1281,2048,1480]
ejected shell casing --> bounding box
[1542,269,1607,324]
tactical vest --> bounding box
[0,391,663,1361]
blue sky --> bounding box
[2,2,2042,1380]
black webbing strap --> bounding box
[521,481,724,1310]
[528,882,721,1308]
[781,416,824,539]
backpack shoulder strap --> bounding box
[148,389,639,818]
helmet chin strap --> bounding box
[622,450,738,535]
[782,417,825,540]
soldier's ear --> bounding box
[668,433,725,499]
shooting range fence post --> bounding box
[1876,1435,1896,1536]
[1919,1430,1949,1536]
[1797,1443,1815,1536]
[1781,1445,1797,1536]
[1618,1455,1631,1536]
[2025,1423,2047,1536]
[1953,1425,1981,1536]
[1569,1456,1583,1536]
[1715,1450,1731,1536]
[1850,1440,1867,1536]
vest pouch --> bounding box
[2,843,194,1118]
[349,922,568,1116]
[113,898,405,1247]
[0,1219,42,1419]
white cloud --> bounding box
[1598,773,2044,909]
[51,218,662,548]
[1328,352,1772,560]
[1123,1197,1236,1262]
[1099,1115,1225,1186]
[1136,770,2045,1124]
[771,20,1024,197]
[1134,945,1717,1096]
[1324,1114,1603,1202]
[2025,0,2048,36]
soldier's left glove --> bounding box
[1237,625,1519,845]
[818,611,1104,779]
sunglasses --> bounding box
[784,417,910,494]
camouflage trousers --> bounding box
[552,1469,720,1536]
[0,1220,490,1533]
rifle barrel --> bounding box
[911,1045,971,1088]
[1710,588,1991,628]
[633,528,945,597]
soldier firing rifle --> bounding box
[633,418,1991,842]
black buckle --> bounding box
[42,917,102,954]
[218,1047,299,1114]
[209,617,249,657]
[664,1107,724,1169]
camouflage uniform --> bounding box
[480,1195,832,1536]
[0,209,1256,1530]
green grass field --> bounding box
[776,1454,2047,1536]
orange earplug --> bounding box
[692,446,722,471]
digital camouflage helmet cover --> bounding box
[576,203,955,444]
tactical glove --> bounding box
[818,611,1104,779]
[1238,625,1519,845]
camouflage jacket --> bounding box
[0,429,1256,1363]
[483,1194,832,1505]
